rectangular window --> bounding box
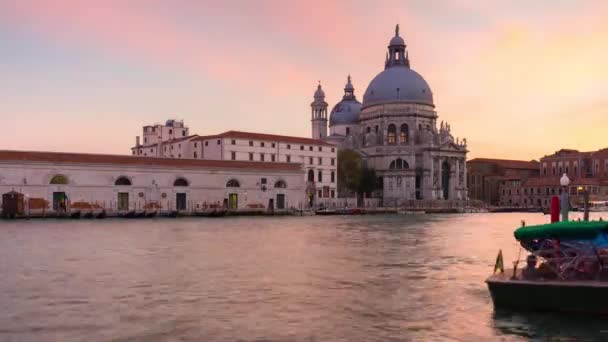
[217,139,220,145]
[331,158,335,166]
[287,144,291,149]
[249,141,253,146]
[261,153,265,162]
[318,189,322,198]
[331,148,335,152]
[194,152,198,158]
[318,170,323,182]
[261,142,265,147]
[194,142,197,148]
[178,154,182,158]
[231,140,236,145]
[261,178,267,185]
[231,152,236,160]
[309,146,313,151]
[205,141,209,146]
[331,190,335,198]
[331,171,335,183]
[271,154,276,162]
[249,152,253,161]
[300,145,304,150]
[271,143,276,148]
[318,157,322,165]
[309,157,313,164]
[287,155,291,162]
[318,146,322,152]
[178,144,181,148]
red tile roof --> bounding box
[523,177,606,187]
[468,158,539,170]
[133,135,199,149]
[193,130,334,146]
[0,150,302,172]
[523,177,560,186]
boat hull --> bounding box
[487,273,608,314]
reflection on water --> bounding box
[0,213,607,341]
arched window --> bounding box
[387,124,396,145]
[226,179,240,187]
[274,180,287,188]
[115,176,132,186]
[399,124,408,144]
[389,158,409,169]
[366,127,371,134]
[49,175,68,185]
[307,169,314,182]
[174,178,189,187]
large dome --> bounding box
[329,99,361,126]
[362,26,434,108]
[362,66,433,107]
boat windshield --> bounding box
[513,221,608,280]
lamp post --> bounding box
[560,173,570,222]
[578,185,590,222]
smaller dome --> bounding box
[165,119,176,126]
[329,100,361,126]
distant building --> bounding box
[512,148,608,208]
[467,158,539,205]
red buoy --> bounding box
[550,196,560,223]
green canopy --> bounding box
[514,221,608,241]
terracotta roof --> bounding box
[523,177,560,186]
[0,150,302,172]
[523,177,606,187]
[133,135,198,149]
[468,158,539,170]
[193,130,334,146]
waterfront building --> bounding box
[467,158,539,206]
[314,25,468,204]
[0,150,304,214]
[501,148,608,208]
[133,124,338,206]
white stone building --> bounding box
[0,150,305,213]
[313,25,468,204]
[133,126,338,207]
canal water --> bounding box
[1,213,607,341]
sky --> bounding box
[1,0,607,160]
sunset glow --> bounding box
[1,0,607,159]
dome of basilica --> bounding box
[362,67,433,107]
[362,25,434,108]
[329,75,362,126]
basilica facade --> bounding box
[312,26,468,205]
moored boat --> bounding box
[486,221,608,314]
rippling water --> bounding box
[1,213,608,341]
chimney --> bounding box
[136,136,140,147]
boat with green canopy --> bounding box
[486,220,608,314]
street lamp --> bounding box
[560,173,570,222]
[577,185,590,222]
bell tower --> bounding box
[311,82,328,139]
